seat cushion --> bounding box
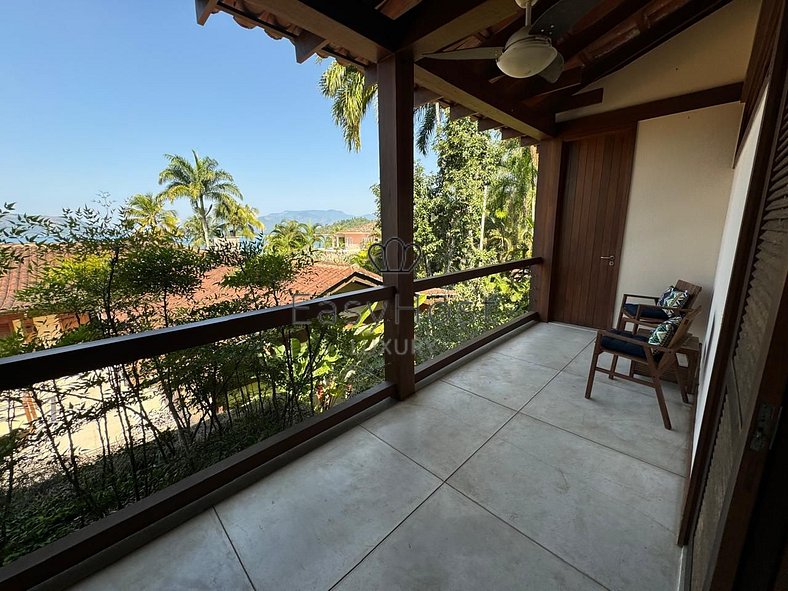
[622,303,669,321]
[601,329,662,362]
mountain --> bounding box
[259,210,375,229]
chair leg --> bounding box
[674,356,689,404]
[609,354,619,379]
[585,337,601,399]
[652,376,672,430]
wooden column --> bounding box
[531,139,563,321]
[378,51,415,400]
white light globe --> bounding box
[496,37,557,79]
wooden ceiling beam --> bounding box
[554,88,604,113]
[555,0,651,63]
[579,0,735,89]
[557,83,743,140]
[398,0,519,60]
[217,0,398,62]
[500,128,525,140]
[195,0,219,25]
[294,30,329,63]
[449,104,476,120]
[414,87,441,107]
[416,61,555,138]
[478,118,504,131]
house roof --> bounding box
[0,245,54,314]
[202,0,730,141]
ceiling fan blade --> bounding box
[538,51,564,84]
[530,0,600,40]
[422,47,503,61]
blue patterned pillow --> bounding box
[648,316,683,347]
[658,286,689,317]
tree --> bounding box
[319,60,444,154]
[267,220,315,254]
[158,151,244,247]
[122,193,180,237]
[214,200,264,240]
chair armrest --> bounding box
[622,293,660,303]
[597,330,649,348]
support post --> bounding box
[531,139,563,321]
[378,51,416,400]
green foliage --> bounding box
[122,193,180,238]
[266,220,317,255]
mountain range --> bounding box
[259,209,375,228]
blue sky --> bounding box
[0,1,432,219]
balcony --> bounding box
[70,322,690,591]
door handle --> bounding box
[600,255,615,266]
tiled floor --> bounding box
[72,322,692,591]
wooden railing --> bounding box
[0,257,541,589]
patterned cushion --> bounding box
[648,316,683,347]
[657,286,690,317]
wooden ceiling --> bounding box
[198,0,735,140]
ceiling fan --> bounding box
[423,0,597,83]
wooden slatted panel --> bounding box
[690,42,788,590]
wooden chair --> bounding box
[616,280,702,334]
[584,307,700,430]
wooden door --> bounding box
[550,127,636,328]
[688,7,788,588]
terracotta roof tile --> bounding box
[0,245,55,313]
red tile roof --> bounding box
[0,245,55,313]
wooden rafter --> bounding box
[294,29,329,63]
[417,60,555,138]
[398,0,519,60]
[578,0,734,87]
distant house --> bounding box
[0,245,85,343]
[322,222,376,254]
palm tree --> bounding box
[182,214,222,248]
[268,220,313,253]
[158,151,244,247]
[123,192,180,237]
[214,200,264,239]
[319,60,443,154]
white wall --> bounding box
[558,0,760,121]
[691,91,767,456]
[613,102,743,339]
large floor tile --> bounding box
[442,351,559,410]
[449,415,683,591]
[363,380,514,479]
[71,510,252,591]
[215,427,440,591]
[335,485,604,591]
[523,371,690,475]
[494,323,595,370]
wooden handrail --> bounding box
[413,257,541,291]
[0,285,394,391]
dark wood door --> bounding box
[550,127,636,328]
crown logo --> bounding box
[367,237,423,274]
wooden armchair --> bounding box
[585,307,700,430]
[616,280,702,334]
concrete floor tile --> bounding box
[450,414,683,591]
[523,372,690,475]
[363,380,515,479]
[442,351,559,410]
[71,510,253,591]
[335,485,605,591]
[215,427,440,591]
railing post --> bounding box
[532,139,563,321]
[377,50,415,400]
